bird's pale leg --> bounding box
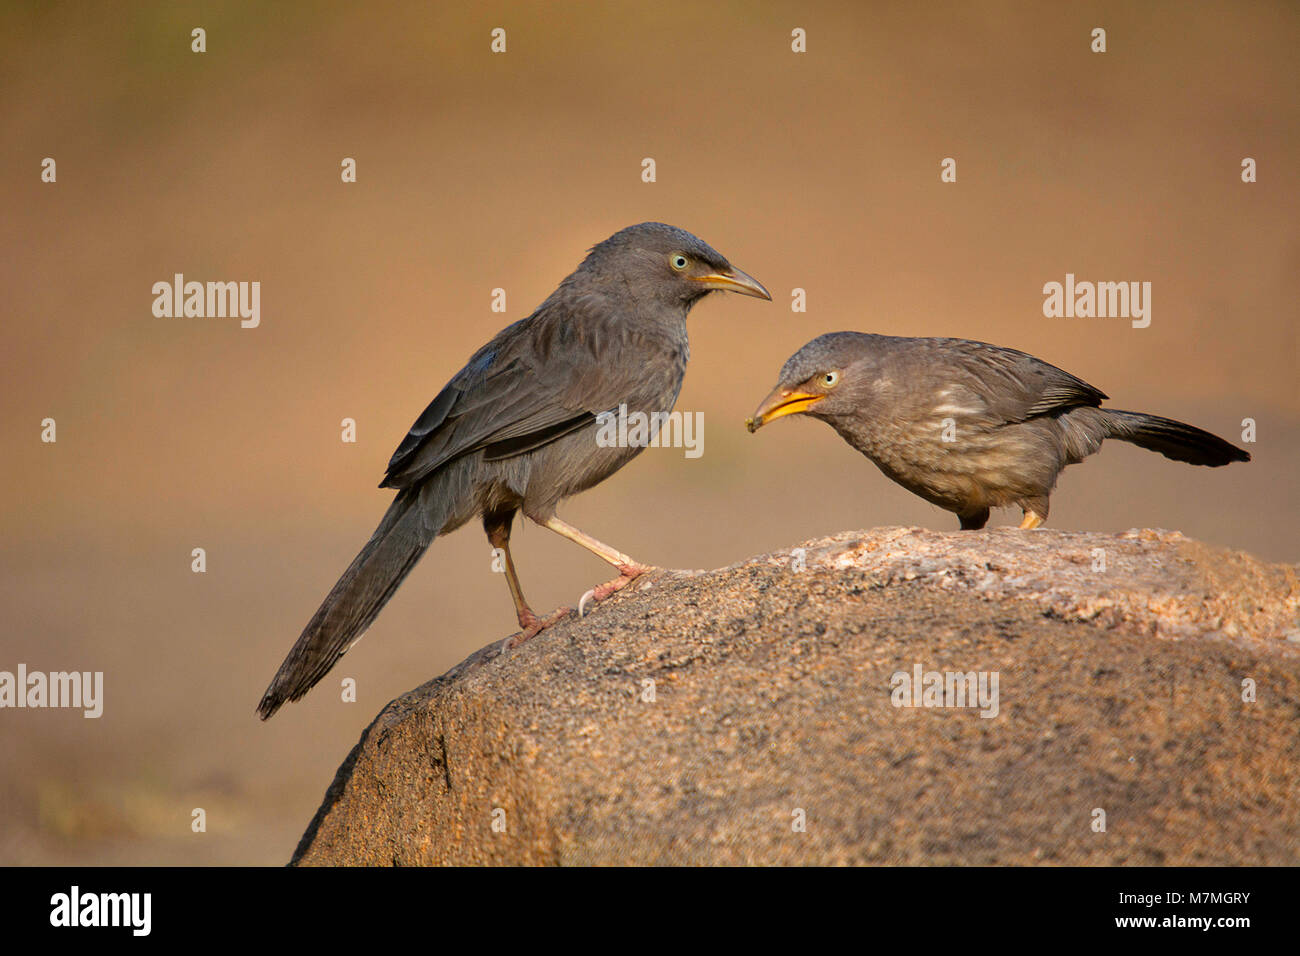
[485,516,570,648]
[1019,511,1046,529]
[538,515,656,616]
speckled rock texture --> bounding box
[292,528,1300,866]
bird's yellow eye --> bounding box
[670,254,689,271]
[823,371,840,387]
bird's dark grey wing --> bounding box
[479,412,596,460]
[382,333,507,480]
[381,361,595,488]
[380,303,627,489]
[927,338,1108,425]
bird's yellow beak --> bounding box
[745,387,825,432]
[689,265,771,300]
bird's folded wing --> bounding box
[380,338,611,490]
[936,339,1108,425]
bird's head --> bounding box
[578,222,770,309]
[746,332,877,432]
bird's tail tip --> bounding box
[254,488,434,724]
[1104,409,1251,467]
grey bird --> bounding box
[258,222,769,719]
[746,332,1249,530]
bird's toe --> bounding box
[502,605,573,651]
[576,565,655,617]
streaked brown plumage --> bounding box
[747,332,1249,530]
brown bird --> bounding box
[258,223,769,719]
[746,332,1249,530]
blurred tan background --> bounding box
[1,1,1296,864]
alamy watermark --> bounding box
[890,663,999,718]
[1043,273,1150,328]
[152,273,260,328]
[50,886,150,936]
[0,664,103,718]
[595,404,704,458]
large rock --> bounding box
[291,528,1300,865]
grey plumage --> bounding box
[259,222,769,719]
[747,332,1249,530]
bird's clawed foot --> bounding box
[578,563,655,618]
[501,605,573,652]
[1018,511,1045,529]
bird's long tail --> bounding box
[258,489,433,720]
[1101,409,1250,466]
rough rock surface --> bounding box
[292,528,1300,866]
